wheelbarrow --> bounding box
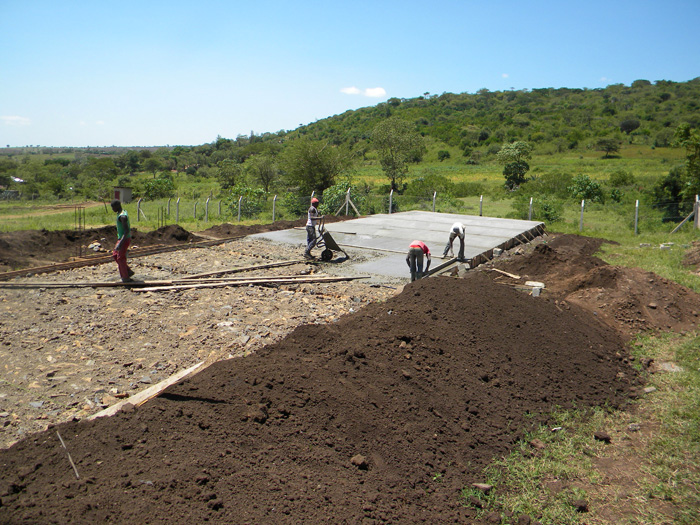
[315,217,349,262]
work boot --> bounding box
[303,251,313,259]
[127,268,135,277]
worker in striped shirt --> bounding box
[406,240,431,282]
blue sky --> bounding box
[1,0,699,148]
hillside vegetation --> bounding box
[1,78,700,234]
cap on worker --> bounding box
[311,197,319,204]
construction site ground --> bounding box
[1,219,700,523]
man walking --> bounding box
[406,240,431,282]
[111,199,134,283]
[304,197,322,258]
[443,222,465,260]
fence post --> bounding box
[696,195,699,230]
[634,200,639,235]
[479,195,483,216]
[528,197,533,221]
[272,195,277,222]
[137,198,142,222]
[237,195,242,222]
[205,197,210,222]
[167,197,171,216]
[176,197,180,223]
[579,200,585,232]
[432,191,436,213]
[194,202,197,219]
[389,189,393,214]
[346,188,350,215]
[218,200,221,216]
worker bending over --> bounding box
[406,240,431,282]
[443,222,465,260]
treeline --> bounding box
[1,78,699,221]
[296,78,700,155]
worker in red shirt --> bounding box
[406,240,431,281]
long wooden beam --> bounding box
[181,259,304,279]
[0,273,329,289]
[135,275,369,292]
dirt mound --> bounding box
[0,274,640,524]
[488,235,700,337]
[0,217,354,272]
[0,225,203,272]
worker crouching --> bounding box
[406,240,431,282]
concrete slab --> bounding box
[251,211,544,280]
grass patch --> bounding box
[462,332,700,524]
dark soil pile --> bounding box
[486,234,700,337]
[0,273,640,524]
[0,217,353,272]
[0,225,203,271]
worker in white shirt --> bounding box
[443,222,465,260]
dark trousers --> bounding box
[443,233,465,260]
[306,226,317,254]
[407,247,424,282]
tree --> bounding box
[569,174,605,203]
[371,117,425,191]
[595,138,621,158]
[281,138,353,196]
[143,157,164,177]
[496,141,533,189]
[496,141,533,165]
[620,118,641,134]
[217,159,242,190]
[673,123,700,199]
[502,161,530,190]
[437,150,450,161]
[245,154,278,193]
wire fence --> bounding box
[126,190,700,237]
[5,190,698,237]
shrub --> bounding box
[569,174,605,203]
[609,170,635,187]
[144,176,175,200]
[223,185,267,219]
[319,180,367,216]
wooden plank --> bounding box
[491,268,521,279]
[0,273,352,290]
[87,362,205,420]
[134,275,369,292]
[181,259,304,279]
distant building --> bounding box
[113,187,133,203]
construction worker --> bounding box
[406,240,431,282]
[304,197,322,258]
[111,199,135,283]
[443,222,465,260]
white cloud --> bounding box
[1,115,31,126]
[502,73,509,79]
[600,76,610,83]
[364,87,386,98]
[341,86,387,98]
[96,120,105,126]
